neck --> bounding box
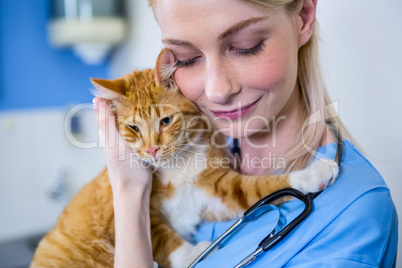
[239,87,303,175]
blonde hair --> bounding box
[248,0,353,172]
[148,0,352,173]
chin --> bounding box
[212,118,268,140]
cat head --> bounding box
[91,49,211,166]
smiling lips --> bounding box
[211,97,261,120]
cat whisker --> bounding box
[171,153,189,165]
[176,148,201,154]
[171,141,192,146]
[172,153,181,163]
[175,149,193,156]
[109,160,130,172]
[173,138,210,143]
[105,151,139,160]
[174,154,191,164]
[175,152,193,159]
[175,151,191,159]
[177,140,211,146]
[184,137,211,141]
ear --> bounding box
[297,0,317,47]
[90,77,127,102]
[155,48,177,88]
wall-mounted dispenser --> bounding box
[48,0,127,65]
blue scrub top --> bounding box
[193,140,398,267]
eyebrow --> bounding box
[218,16,267,41]
[162,38,194,47]
[162,16,267,47]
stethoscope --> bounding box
[188,126,343,268]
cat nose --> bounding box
[145,147,160,158]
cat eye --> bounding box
[128,125,140,132]
[160,116,173,126]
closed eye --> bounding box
[230,40,265,56]
[175,56,201,68]
[174,41,264,68]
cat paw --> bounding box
[169,241,213,268]
[289,159,339,194]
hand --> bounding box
[93,97,152,193]
[93,97,154,267]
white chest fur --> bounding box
[156,155,229,241]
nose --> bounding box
[204,59,240,104]
[145,147,159,158]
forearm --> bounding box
[113,186,153,268]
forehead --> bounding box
[155,0,274,39]
[120,88,183,120]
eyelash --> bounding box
[231,40,265,56]
[174,40,265,69]
[175,57,200,68]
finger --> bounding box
[93,98,151,185]
[93,97,130,160]
[93,97,111,147]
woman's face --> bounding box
[155,0,304,139]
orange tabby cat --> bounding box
[31,49,338,268]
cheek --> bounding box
[160,121,185,146]
[122,128,145,150]
[242,46,296,94]
[130,135,144,150]
[174,69,204,102]
[174,66,208,103]
[161,126,179,143]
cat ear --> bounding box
[90,78,127,102]
[155,48,177,89]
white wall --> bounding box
[109,0,162,77]
[0,107,105,242]
[317,1,402,263]
[0,0,160,245]
[109,0,402,264]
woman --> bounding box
[93,0,398,267]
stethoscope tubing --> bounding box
[235,189,315,268]
[188,127,343,268]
